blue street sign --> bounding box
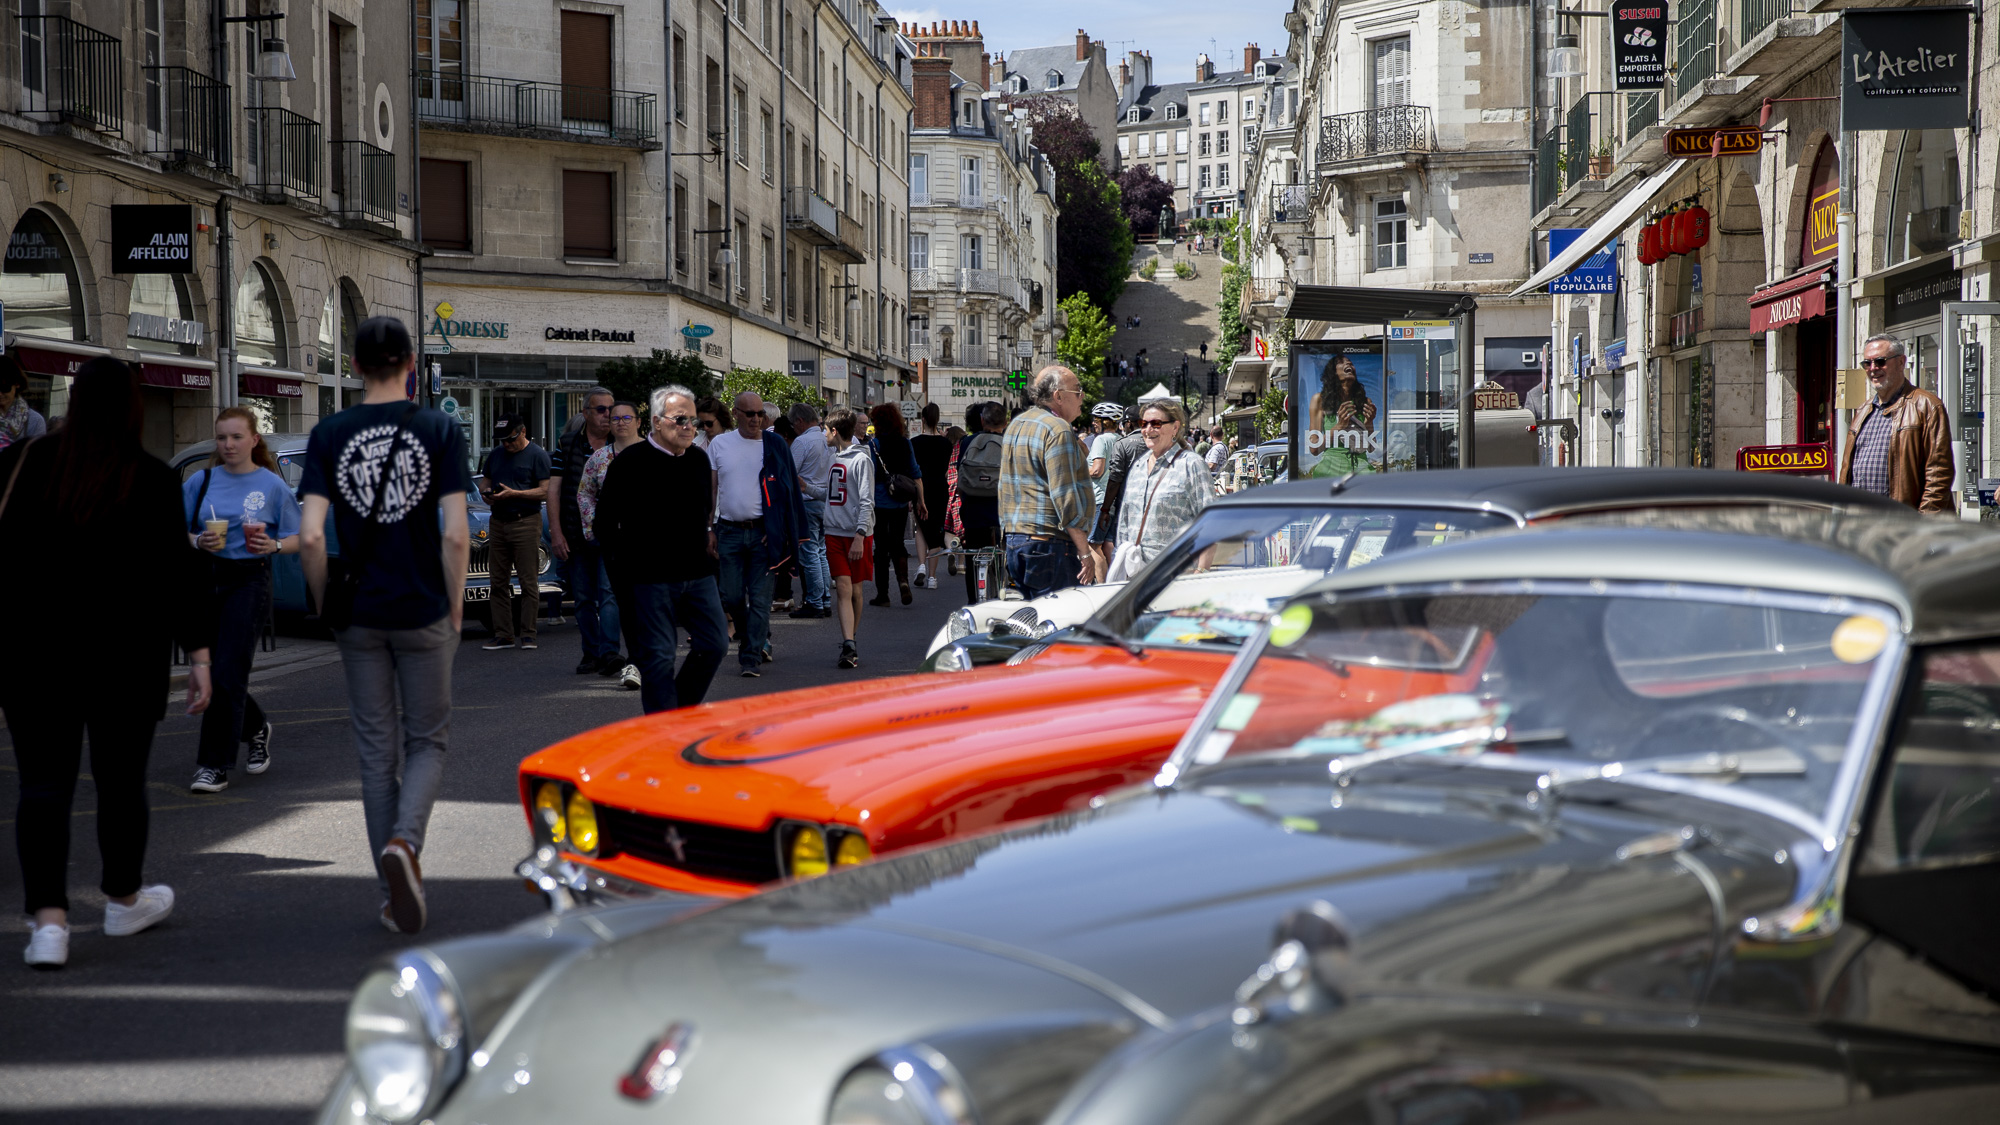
[1548,229,1618,294]
[680,323,715,338]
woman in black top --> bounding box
[910,402,953,588]
[866,403,925,606]
[0,357,215,969]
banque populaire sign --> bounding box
[1841,8,1972,131]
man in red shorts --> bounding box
[821,407,875,669]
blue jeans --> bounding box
[715,521,774,669]
[619,578,728,713]
[799,498,832,611]
[565,539,621,660]
[1005,533,1082,600]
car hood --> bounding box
[521,646,1216,832]
[443,773,1796,1123]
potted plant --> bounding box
[1589,139,1615,180]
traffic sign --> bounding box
[1663,127,1763,158]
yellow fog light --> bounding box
[565,790,599,856]
[833,833,871,867]
[789,825,829,879]
[534,781,567,844]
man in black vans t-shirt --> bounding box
[299,317,470,936]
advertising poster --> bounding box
[1841,9,1972,131]
[1613,4,1668,89]
[1291,341,1385,478]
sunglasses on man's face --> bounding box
[1861,357,1897,369]
[588,404,612,414]
[698,417,719,429]
[664,414,695,427]
[735,408,764,419]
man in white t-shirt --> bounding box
[707,391,789,676]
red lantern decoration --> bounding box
[1684,204,1711,252]
[1645,220,1663,263]
[1667,209,1690,256]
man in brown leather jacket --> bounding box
[1837,333,1954,512]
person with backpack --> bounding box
[299,317,471,935]
[951,401,1007,604]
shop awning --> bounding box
[1748,266,1834,333]
[1512,159,1689,297]
[9,338,110,377]
[240,368,309,398]
[135,357,216,391]
[1283,285,1476,326]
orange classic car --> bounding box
[517,468,1904,900]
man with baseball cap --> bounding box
[298,316,470,935]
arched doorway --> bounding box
[317,278,367,416]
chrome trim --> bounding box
[864,1045,977,1125]
[1522,495,1867,521]
[618,1021,696,1103]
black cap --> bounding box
[493,412,526,436]
[352,316,412,370]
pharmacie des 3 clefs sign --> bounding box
[1841,8,1972,131]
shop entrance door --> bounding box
[1797,317,1834,446]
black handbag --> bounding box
[873,439,920,502]
[319,405,417,630]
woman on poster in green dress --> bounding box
[1309,355,1377,476]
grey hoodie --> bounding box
[823,439,876,538]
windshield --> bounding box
[1095,505,1515,649]
[1188,581,1900,826]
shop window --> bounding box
[1,208,83,341]
[235,262,288,368]
[128,273,196,356]
[1884,130,1962,267]
[318,282,363,376]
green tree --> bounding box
[1017,97,1135,313]
[1055,293,1114,401]
[593,348,717,416]
[1215,264,1250,371]
[723,367,825,411]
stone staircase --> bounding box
[1105,241,1227,403]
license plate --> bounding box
[464,586,491,602]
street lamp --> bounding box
[224,10,297,81]
[1547,34,1584,80]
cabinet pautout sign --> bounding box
[1840,7,1972,131]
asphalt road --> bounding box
[0,581,958,1122]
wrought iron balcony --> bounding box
[246,106,321,204]
[1269,184,1311,224]
[18,14,121,135]
[1673,0,1717,103]
[145,66,229,167]
[415,70,658,146]
[331,139,395,224]
[1316,106,1431,168]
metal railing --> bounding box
[145,66,229,167]
[246,106,321,203]
[18,15,121,134]
[961,269,998,294]
[1534,125,1561,214]
[1626,92,1659,139]
[1673,0,1717,103]
[1564,95,1592,192]
[1740,0,1797,46]
[1244,278,1286,304]
[415,71,657,145]
[1315,105,1432,166]
[909,267,945,290]
[331,139,395,224]
[1270,184,1311,223]
[933,343,997,368]
[910,190,931,206]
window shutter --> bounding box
[563,170,615,259]
[420,158,470,250]
[560,11,613,122]
[1373,38,1411,108]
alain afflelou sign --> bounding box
[1841,7,1973,131]
[110,205,195,273]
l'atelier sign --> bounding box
[1841,8,1972,131]
[545,326,637,342]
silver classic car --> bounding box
[318,509,2000,1125]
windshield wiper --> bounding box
[1315,722,1509,779]
[1071,618,1148,659]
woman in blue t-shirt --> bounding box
[181,407,302,794]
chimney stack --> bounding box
[1195,53,1213,82]
[1076,29,1089,62]
[1244,44,1261,74]
[1118,60,1129,91]
[911,55,954,129]
[992,53,1007,87]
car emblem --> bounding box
[663,825,688,864]
[619,1021,695,1102]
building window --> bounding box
[1045,69,1062,89]
[1198,132,1211,156]
[560,11,613,125]
[735,219,749,296]
[564,170,615,259]
[416,0,464,104]
[761,0,773,51]
[961,157,981,201]
[910,232,927,269]
[706,200,724,287]
[673,177,688,274]
[785,245,796,318]
[1198,101,1212,126]
[1217,131,1228,155]
[961,234,982,270]
[1373,197,1408,270]
[963,99,976,125]
[731,85,748,163]
[142,0,164,136]
[1136,132,1151,157]
[1164,103,1178,120]
[964,313,981,347]
[761,234,774,308]
[1884,130,1963,266]
[0,209,82,341]
[1175,160,1188,186]
[1217,163,1229,187]
[760,106,774,181]
[1198,165,1211,189]
[671,29,686,120]
[705,58,723,138]
[235,261,289,368]
[1217,99,1228,123]
[1126,108,1140,123]
[1244,97,1257,118]
[1118,135,1130,159]
[1175,129,1189,154]
[910,152,927,196]
[1372,36,1412,109]
[419,158,470,251]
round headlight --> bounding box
[833,833,872,867]
[565,790,599,855]
[933,644,973,673]
[788,824,829,879]
[533,781,566,845]
[346,954,465,1124]
[944,608,977,642]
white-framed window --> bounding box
[1198,101,1212,125]
[1126,108,1140,123]
[732,84,748,164]
[1217,163,1229,187]
[1117,135,1130,159]
[1175,160,1188,186]
[1198,165,1211,189]
[961,156,981,200]
[1217,131,1229,155]
[962,98,977,125]
[1372,36,1412,109]
[961,234,982,270]
[911,231,929,269]
[1217,99,1228,123]
[1136,132,1151,156]
[1175,129,1189,154]
[1373,197,1408,270]
[964,312,982,346]
[759,106,774,181]
[1165,103,1179,120]
[1045,69,1062,89]
[142,0,164,139]
[1244,96,1257,118]
[910,152,927,196]
[1198,132,1211,156]
[1153,130,1166,153]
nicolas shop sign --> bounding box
[1841,8,1972,131]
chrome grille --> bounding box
[594,805,781,885]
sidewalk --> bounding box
[168,634,344,694]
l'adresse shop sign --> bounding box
[1841,8,1972,131]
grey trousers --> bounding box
[334,615,456,894]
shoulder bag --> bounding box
[319,405,418,630]
[1104,448,1179,584]
[872,439,920,503]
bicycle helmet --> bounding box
[1091,401,1125,420]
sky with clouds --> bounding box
[890,2,1285,88]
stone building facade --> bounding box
[901,22,1061,420]
[1115,47,1286,222]
[1,0,417,459]
[417,0,914,452]
[987,28,1116,165]
[1525,0,1998,513]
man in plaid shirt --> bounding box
[1000,366,1099,597]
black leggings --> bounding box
[5,703,159,914]
[198,561,269,770]
[874,507,911,595]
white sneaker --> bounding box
[913,569,930,588]
[104,885,175,937]
[23,922,67,968]
[619,664,642,690]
